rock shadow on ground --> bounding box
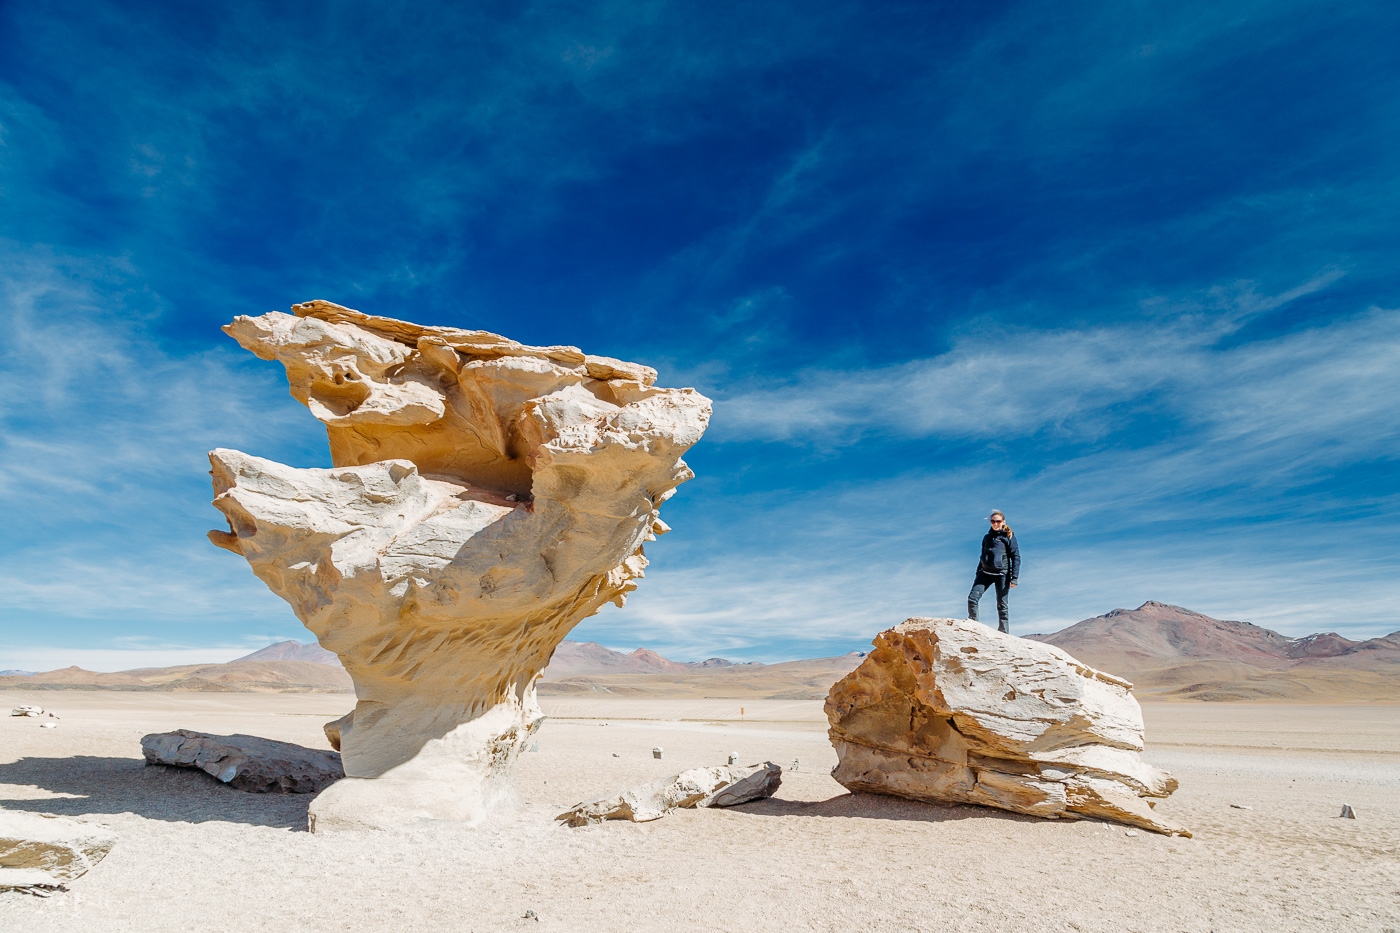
[0,756,310,830]
[739,791,1053,826]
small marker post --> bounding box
[740,706,744,723]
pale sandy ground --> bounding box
[2,692,1397,932]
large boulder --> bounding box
[825,618,1189,836]
[0,812,116,891]
[557,762,782,827]
[141,730,343,793]
[208,301,710,831]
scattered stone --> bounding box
[707,762,783,807]
[728,752,740,765]
[1340,804,1356,819]
[557,762,782,827]
[826,617,1190,836]
[523,909,539,921]
[612,753,621,758]
[0,812,116,892]
[1230,804,1254,810]
[141,729,343,793]
[652,747,664,760]
[791,759,799,772]
[10,706,43,717]
[38,723,56,730]
[209,302,710,831]
[529,742,539,753]
[1125,830,1139,837]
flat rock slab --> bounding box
[557,762,782,827]
[826,618,1189,836]
[141,729,343,794]
[0,811,116,891]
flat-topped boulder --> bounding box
[208,302,710,830]
[141,730,344,793]
[825,618,1189,836]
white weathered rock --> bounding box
[209,301,710,831]
[10,706,42,717]
[556,762,782,826]
[141,730,344,793]
[0,812,116,890]
[826,618,1189,836]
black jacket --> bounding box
[978,530,1020,583]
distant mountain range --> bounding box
[0,658,350,693]
[542,640,766,677]
[1027,601,1400,701]
[3,603,1396,700]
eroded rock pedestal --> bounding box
[825,618,1189,836]
[208,301,710,831]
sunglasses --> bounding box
[990,518,1004,523]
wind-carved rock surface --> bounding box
[826,618,1189,836]
[208,301,711,831]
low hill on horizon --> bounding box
[542,640,769,678]
[0,659,351,693]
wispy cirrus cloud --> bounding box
[0,245,324,660]
[571,276,1400,657]
[3,1,1399,669]
[708,273,1391,458]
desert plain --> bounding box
[2,690,1397,932]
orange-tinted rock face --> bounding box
[826,617,1189,836]
[210,301,710,831]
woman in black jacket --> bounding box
[968,510,1020,633]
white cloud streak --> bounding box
[713,275,1394,462]
[572,279,1400,657]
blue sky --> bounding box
[2,1,1398,670]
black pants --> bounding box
[968,570,1011,633]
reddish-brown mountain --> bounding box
[1028,602,1400,700]
[236,640,341,665]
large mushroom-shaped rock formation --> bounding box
[825,618,1189,835]
[208,301,711,831]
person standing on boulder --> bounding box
[968,510,1019,633]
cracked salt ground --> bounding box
[2,694,1397,932]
